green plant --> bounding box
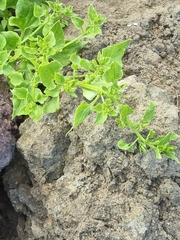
[0,0,179,162]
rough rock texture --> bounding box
[2,0,180,239]
[3,75,180,240]
[0,87,16,172]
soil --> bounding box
[1,0,180,239]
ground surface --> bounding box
[1,0,180,239]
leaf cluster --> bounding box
[0,0,179,162]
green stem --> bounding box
[75,81,105,94]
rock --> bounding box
[4,75,179,239]
[0,92,16,172]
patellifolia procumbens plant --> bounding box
[0,0,179,162]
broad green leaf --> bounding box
[9,0,38,33]
[0,34,6,49]
[1,31,20,50]
[11,87,28,99]
[34,2,46,18]
[52,41,87,66]
[44,85,60,97]
[93,103,103,113]
[80,58,91,70]
[102,39,131,65]
[95,112,107,124]
[29,105,43,122]
[44,31,56,48]
[71,16,84,29]
[43,96,60,114]
[103,62,123,83]
[73,101,92,128]
[70,53,81,66]
[82,89,97,101]
[0,0,6,10]
[0,50,9,66]
[8,72,24,86]
[55,73,65,85]
[39,61,62,90]
[34,88,47,104]
[51,21,65,49]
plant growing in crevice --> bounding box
[0,0,179,162]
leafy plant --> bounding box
[0,0,179,162]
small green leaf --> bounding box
[44,85,60,97]
[141,102,155,127]
[44,31,56,48]
[117,139,135,152]
[0,0,6,10]
[8,72,24,86]
[1,31,20,50]
[73,101,92,128]
[103,62,123,83]
[43,96,60,114]
[51,21,65,49]
[95,112,107,124]
[0,50,9,67]
[71,16,84,29]
[29,105,43,122]
[39,61,62,90]
[80,58,91,70]
[102,39,131,65]
[11,87,28,99]
[33,2,46,18]
[0,34,6,49]
[158,132,179,146]
[82,89,97,101]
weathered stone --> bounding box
[0,92,16,172]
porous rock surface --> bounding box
[0,91,15,172]
[3,75,180,240]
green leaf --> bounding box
[51,21,65,49]
[102,39,131,65]
[118,104,133,127]
[11,87,28,99]
[0,34,6,49]
[34,88,47,104]
[80,58,91,70]
[141,102,155,127]
[53,41,87,66]
[0,0,6,10]
[71,16,84,29]
[43,96,60,114]
[9,0,38,34]
[95,112,107,124]
[0,50,9,67]
[103,62,123,83]
[44,31,56,48]
[163,150,179,163]
[1,31,20,50]
[55,73,65,85]
[8,72,24,86]
[44,85,60,97]
[117,139,135,152]
[39,61,62,90]
[29,105,43,122]
[82,89,97,101]
[158,132,179,146]
[73,101,92,128]
[33,2,46,18]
